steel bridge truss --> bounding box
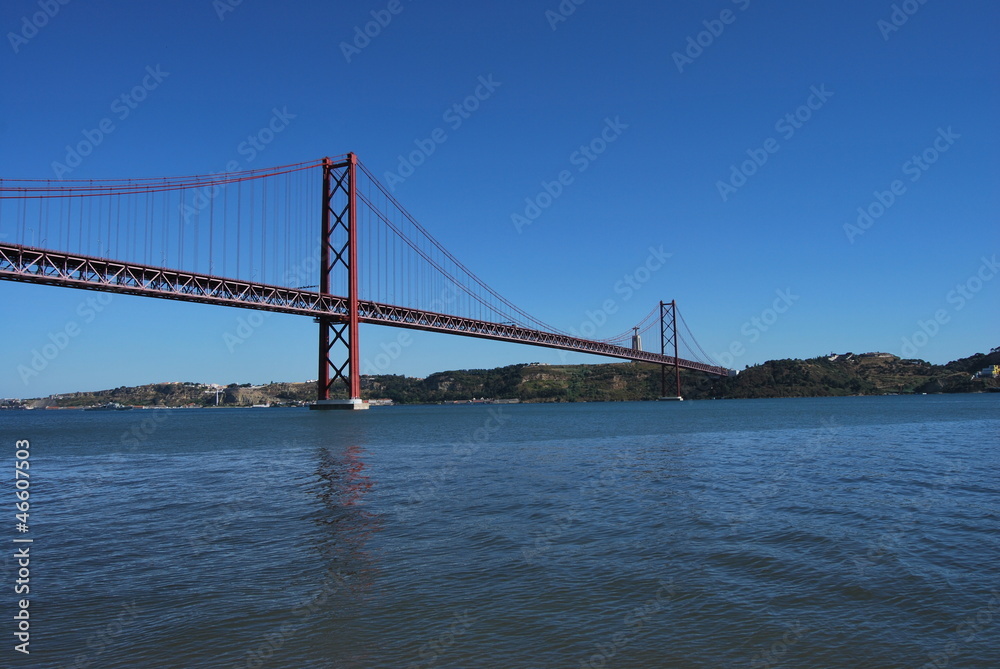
[0,242,729,378]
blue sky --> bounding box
[2,0,998,398]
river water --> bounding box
[2,394,998,668]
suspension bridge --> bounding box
[0,154,730,408]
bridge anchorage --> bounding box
[0,153,732,408]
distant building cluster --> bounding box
[973,365,1000,379]
[827,352,897,362]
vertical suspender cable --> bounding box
[236,181,242,279]
[261,176,267,283]
[249,178,254,281]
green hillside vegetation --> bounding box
[19,348,999,408]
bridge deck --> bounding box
[0,243,729,376]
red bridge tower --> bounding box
[311,154,369,410]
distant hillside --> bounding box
[945,348,1000,374]
[711,348,999,398]
[17,347,998,408]
[24,381,316,409]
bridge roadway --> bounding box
[0,243,729,376]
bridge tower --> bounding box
[311,154,369,410]
[658,300,683,402]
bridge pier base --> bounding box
[657,396,684,402]
[310,399,370,411]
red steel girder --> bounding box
[0,242,730,376]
